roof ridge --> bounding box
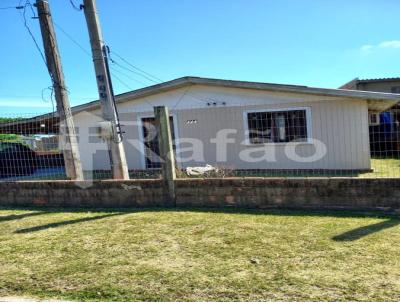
[358,77,400,82]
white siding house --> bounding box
[68,77,400,173]
[1,77,394,174]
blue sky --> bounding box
[0,0,399,115]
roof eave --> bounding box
[367,99,398,112]
[4,77,400,125]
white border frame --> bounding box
[368,112,380,126]
[242,106,313,146]
[137,112,180,170]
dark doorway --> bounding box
[141,117,175,169]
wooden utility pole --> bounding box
[82,0,129,179]
[154,106,176,205]
[35,0,84,180]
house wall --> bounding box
[72,85,371,171]
[173,100,370,170]
[357,81,400,93]
[341,80,400,93]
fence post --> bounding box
[154,106,176,205]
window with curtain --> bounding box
[246,109,309,144]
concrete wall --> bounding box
[72,85,371,171]
[0,178,399,211]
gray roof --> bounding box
[3,76,400,130]
[340,77,400,89]
[70,76,400,114]
[355,77,400,83]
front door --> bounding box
[141,117,175,169]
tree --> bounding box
[0,117,25,142]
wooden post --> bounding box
[36,0,84,180]
[154,106,176,204]
[82,0,129,179]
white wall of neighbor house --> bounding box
[72,85,371,171]
[72,110,110,171]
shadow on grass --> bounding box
[172,207,400,219]
[1,205,399,220]
[0,211,49,223]
[15,213,125,234]
[332,219,400,241]
[2,206,399,237]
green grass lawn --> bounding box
[361,158,400,178]
[231,158,400,178]
[0,208,399,301]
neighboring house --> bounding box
[1,77,399,172]
[20,135,59,152]
[340,78,400,156]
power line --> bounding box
[69,0,83,11]
[52,22,155,89]
[105,51,219,106]
[110,72,134,91]
[19,1,66,89]
[108,63,213,106]
[19,1,47,68]
[0,6,24,10]
[108,55,160,85]
[110,50,164,83]
[62,0,164,87]
[52,22,151,89]
[106,52,217,106]
[50,18,163,89]
[172,87,190,109]
[17,5,215,110]
[53,21,91,56]
[110,71,154,109]
[17,0,58,111]
[0,94,96,100]
[110,66,149,87]
[41,86,55,113]
[52,22,153,88]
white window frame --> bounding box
[243,107,313,145]
[368,112,380,126]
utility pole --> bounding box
[82,0,129,179]
[35,0,84,180]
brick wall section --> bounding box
[0,178,399,210]
[0,180,165,208]
[175,178,400,210]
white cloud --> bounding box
[361,40,400,54]
[379,40,400,49]
[361,45,373,53]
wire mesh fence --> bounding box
[0,114,65,181]
[0,114,162,181]
[170,104,400,179]
[1,104,399,181]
